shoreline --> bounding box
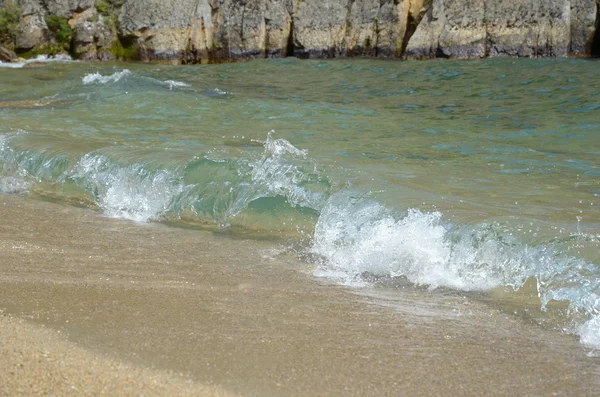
[2,193,600,395]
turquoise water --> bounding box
[1,56,600,346]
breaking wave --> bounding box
[0,131,328,224]
[81,70,191,92]
[0,54,74,69]
[310,190,600,349]
[82,69,132,85]
[2,130,600,349]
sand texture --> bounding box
[1,194,600,396]
[0,314,233,396]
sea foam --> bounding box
[163,80,190,90]
[0,54,73,68]
[69,153,185,222]
[310,189,600,348]
[82,69,132,85]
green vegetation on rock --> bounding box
[95,0,111,17]
[0,0,21,44]
[44,15,72,47]
[110,40,137,60]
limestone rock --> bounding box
[569,0,598,56]
[14,0,45,16]
[292,0,349,58]
[486,0,569,57]
[14,0,93,17]
[44,0,95,18]
[0,46,17,61]
[344,0,403,57]
[6,0,600,61]
[119,0,293,62]
[15,13,46,50]
[70,7,113,60]
[405,0,487,58]
[208,0,292,60]
[406,0,600,58]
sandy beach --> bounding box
[0,314,232,396]
[1,193,600,396]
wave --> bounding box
[0,54,74,69]
[162,80,191,90]
[2,130,600,349]
[0,175,30,193]
[82,69,132,85]
[310,189,600,349]
[69,153,186,221]
[0,131,329,224]
[81,70,192,92]
[0,135,31,192]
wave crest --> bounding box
[82,69,132,85]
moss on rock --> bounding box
[44,15,72,48]
[0,0,21,45]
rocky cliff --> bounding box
[0,0,598,62]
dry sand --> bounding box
[1,193,600,396]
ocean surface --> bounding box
[1,56,600,349]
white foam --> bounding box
[212,88,230,95]
[163,80,190,90]
[311,192,505,289]
[70,154,184,222]
[0,61,24,69]
[0,176,31,193]
[0,54,73,68]
[248,132,326,211]
[0,135,31,193]
[581,316,600,348]
[310,190,600,348]
[82,69,132,85]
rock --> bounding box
[570,0,598,56]
[292,0,348,58]
[406,0,600,58]
[0,46,17,62]
[15,13,46,51]
[118,0,208,61]
[119,0,293,62]
[70,7,106,60]
[14,0,45,16]
[5,0,600,61]
[486,0,569,57]
[344,0,391,57]
[44,0,95,18]
[405,0,487,58]
[213,0,293,60]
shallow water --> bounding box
[1,56,600,348]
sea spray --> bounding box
[82,69,132,85]
[0,130,328,224]
[81,69,193,92]
[312,190,510,289]
[178,133,329,225]
[248,132,327,211]
[69,153,186,221]
[309,189,600,347]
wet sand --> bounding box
[1,193,600,396]
[0,314,232,396]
